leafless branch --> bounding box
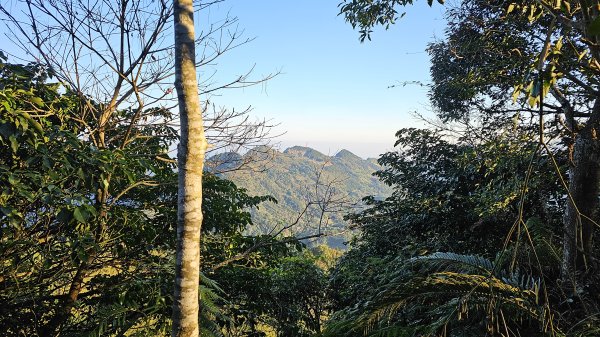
[0,0,279,159]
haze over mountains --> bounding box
[210,146,393,248]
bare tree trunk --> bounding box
[172,1,208,336]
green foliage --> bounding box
[344,128,560,258]
[428,2,539,122]
[338,0,444,42]
[325,251,554,337]
[0,59,180,336]
[212,248,332,337]
[201,174,278,268]
[268,254,328,336]
[199,274,229,337]
[325,126,569,336]
[0,59,325,337]
[335,0,600,335]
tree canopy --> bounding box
[3,0,600,336]
[0,57,332,337]
[328,0,600,335]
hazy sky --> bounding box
[200,1,447,158]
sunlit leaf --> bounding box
[507,3,516,14]
[9,134,18,153]
[30,96,45,107]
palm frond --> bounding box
[409,252,495,274]
[325,252,557,337]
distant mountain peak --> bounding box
[206,151,244,172]
[335,149,361,160]
[246,145,277,155]
[283,146,328,161]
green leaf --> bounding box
[528,95,539,108]
[27,117,44,134]
[9,135,18,153]
[57,208,72,224]
[101,177,109,190]
[73,207,89,223]
[0,206,14,216]
[1,101,10,113]
[125,170,135,183]
[7,174,19,185]
[553,0,561,9]
[552,37,563,54]
[77,168,85,180]
[511,113,520,130]
[543,79,551,97]
[30,96,45,107]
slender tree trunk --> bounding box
[172,1,208,336]
[558,3,600,293]
[562,126,600,287]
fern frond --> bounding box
[199,273,229,337]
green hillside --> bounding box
[216,146,392,248]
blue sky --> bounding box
[200,0,447,158]
[0,0,447,158]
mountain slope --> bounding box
[216,146,392,248]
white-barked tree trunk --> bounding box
[172,0,208,336]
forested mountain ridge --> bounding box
[212,146,393,247]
